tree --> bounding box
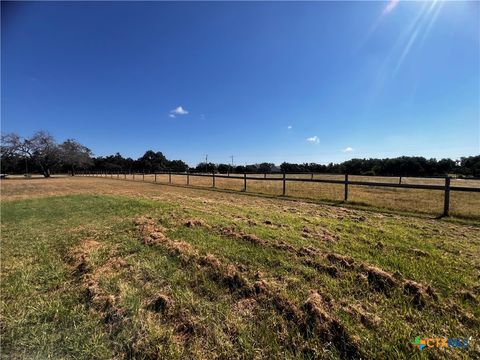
[1,131,60,177]
[195,162,216,173]
[168,159,188,172]
[60,139,93,175]
[137,150,168,172]
[217,163,230,173]
[258,163,274,173]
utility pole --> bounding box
[230,155,234,173]
[205,154,208,173]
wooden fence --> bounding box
[80,171,480,217]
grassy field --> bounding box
[86,173,480,219]
[1,177,479,359]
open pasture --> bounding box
[1,177,479,359]
[87,173,480,219]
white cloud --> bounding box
[287,125,292,129]
[306,136,319,144]
[343,147,354,152]
[169,106,189,118]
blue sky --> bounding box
[2,1,479,166]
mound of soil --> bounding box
[184,219,209,228]
[326,253,355,269]
[302,291,360,358]
[146,294,173,314]
[365,266,397,293]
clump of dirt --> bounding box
[184,219,209,228]
[272,241,297,253]
[136,217,169,245]
[364,266,397,293]
[199,254,222,269]
[67,241,126,332]
[220,226,264,245]
[302,291,360,358]
[222,264,252,292]
[326,253,355,269]
[303,260,339,278]
[303,258,340,278]
[298,246,318,257]
[302,291,334,328]
[170,240,196,256]
[220,226,239,237]
[340,302,380,329]
[248,278,265,292]
[146,293,173,314]
[271,294,302,322]
[242,233,262,245]
[66,238,102,277]
[403,280,436,308]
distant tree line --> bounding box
[1,131,479,178]
[198,156,480,178]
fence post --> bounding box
[212,171,215,188]
[399,176,402,185]
[124,172,126,180]
[243,173,247,191]
[142,172,145,181]
[344,174,349,202]
[282,172,286,196]
[133,173,135,180]
[311,173,314,180]
[443,177,451,217]
[169,171,172,184]
[111,173,113,179]
[187,171,190,186]
[264,173,267,179]
[154,173,157,182]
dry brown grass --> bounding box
[2,175,479,218]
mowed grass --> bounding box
[1,178,480,359]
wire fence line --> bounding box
[79,171,480,217]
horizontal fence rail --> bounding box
[79,171,480,217]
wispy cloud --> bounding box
[306,136,319,144]
[343,147,354,152]
[383,0,400,15]
[169,106,189,118]
[287,125,292,130]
